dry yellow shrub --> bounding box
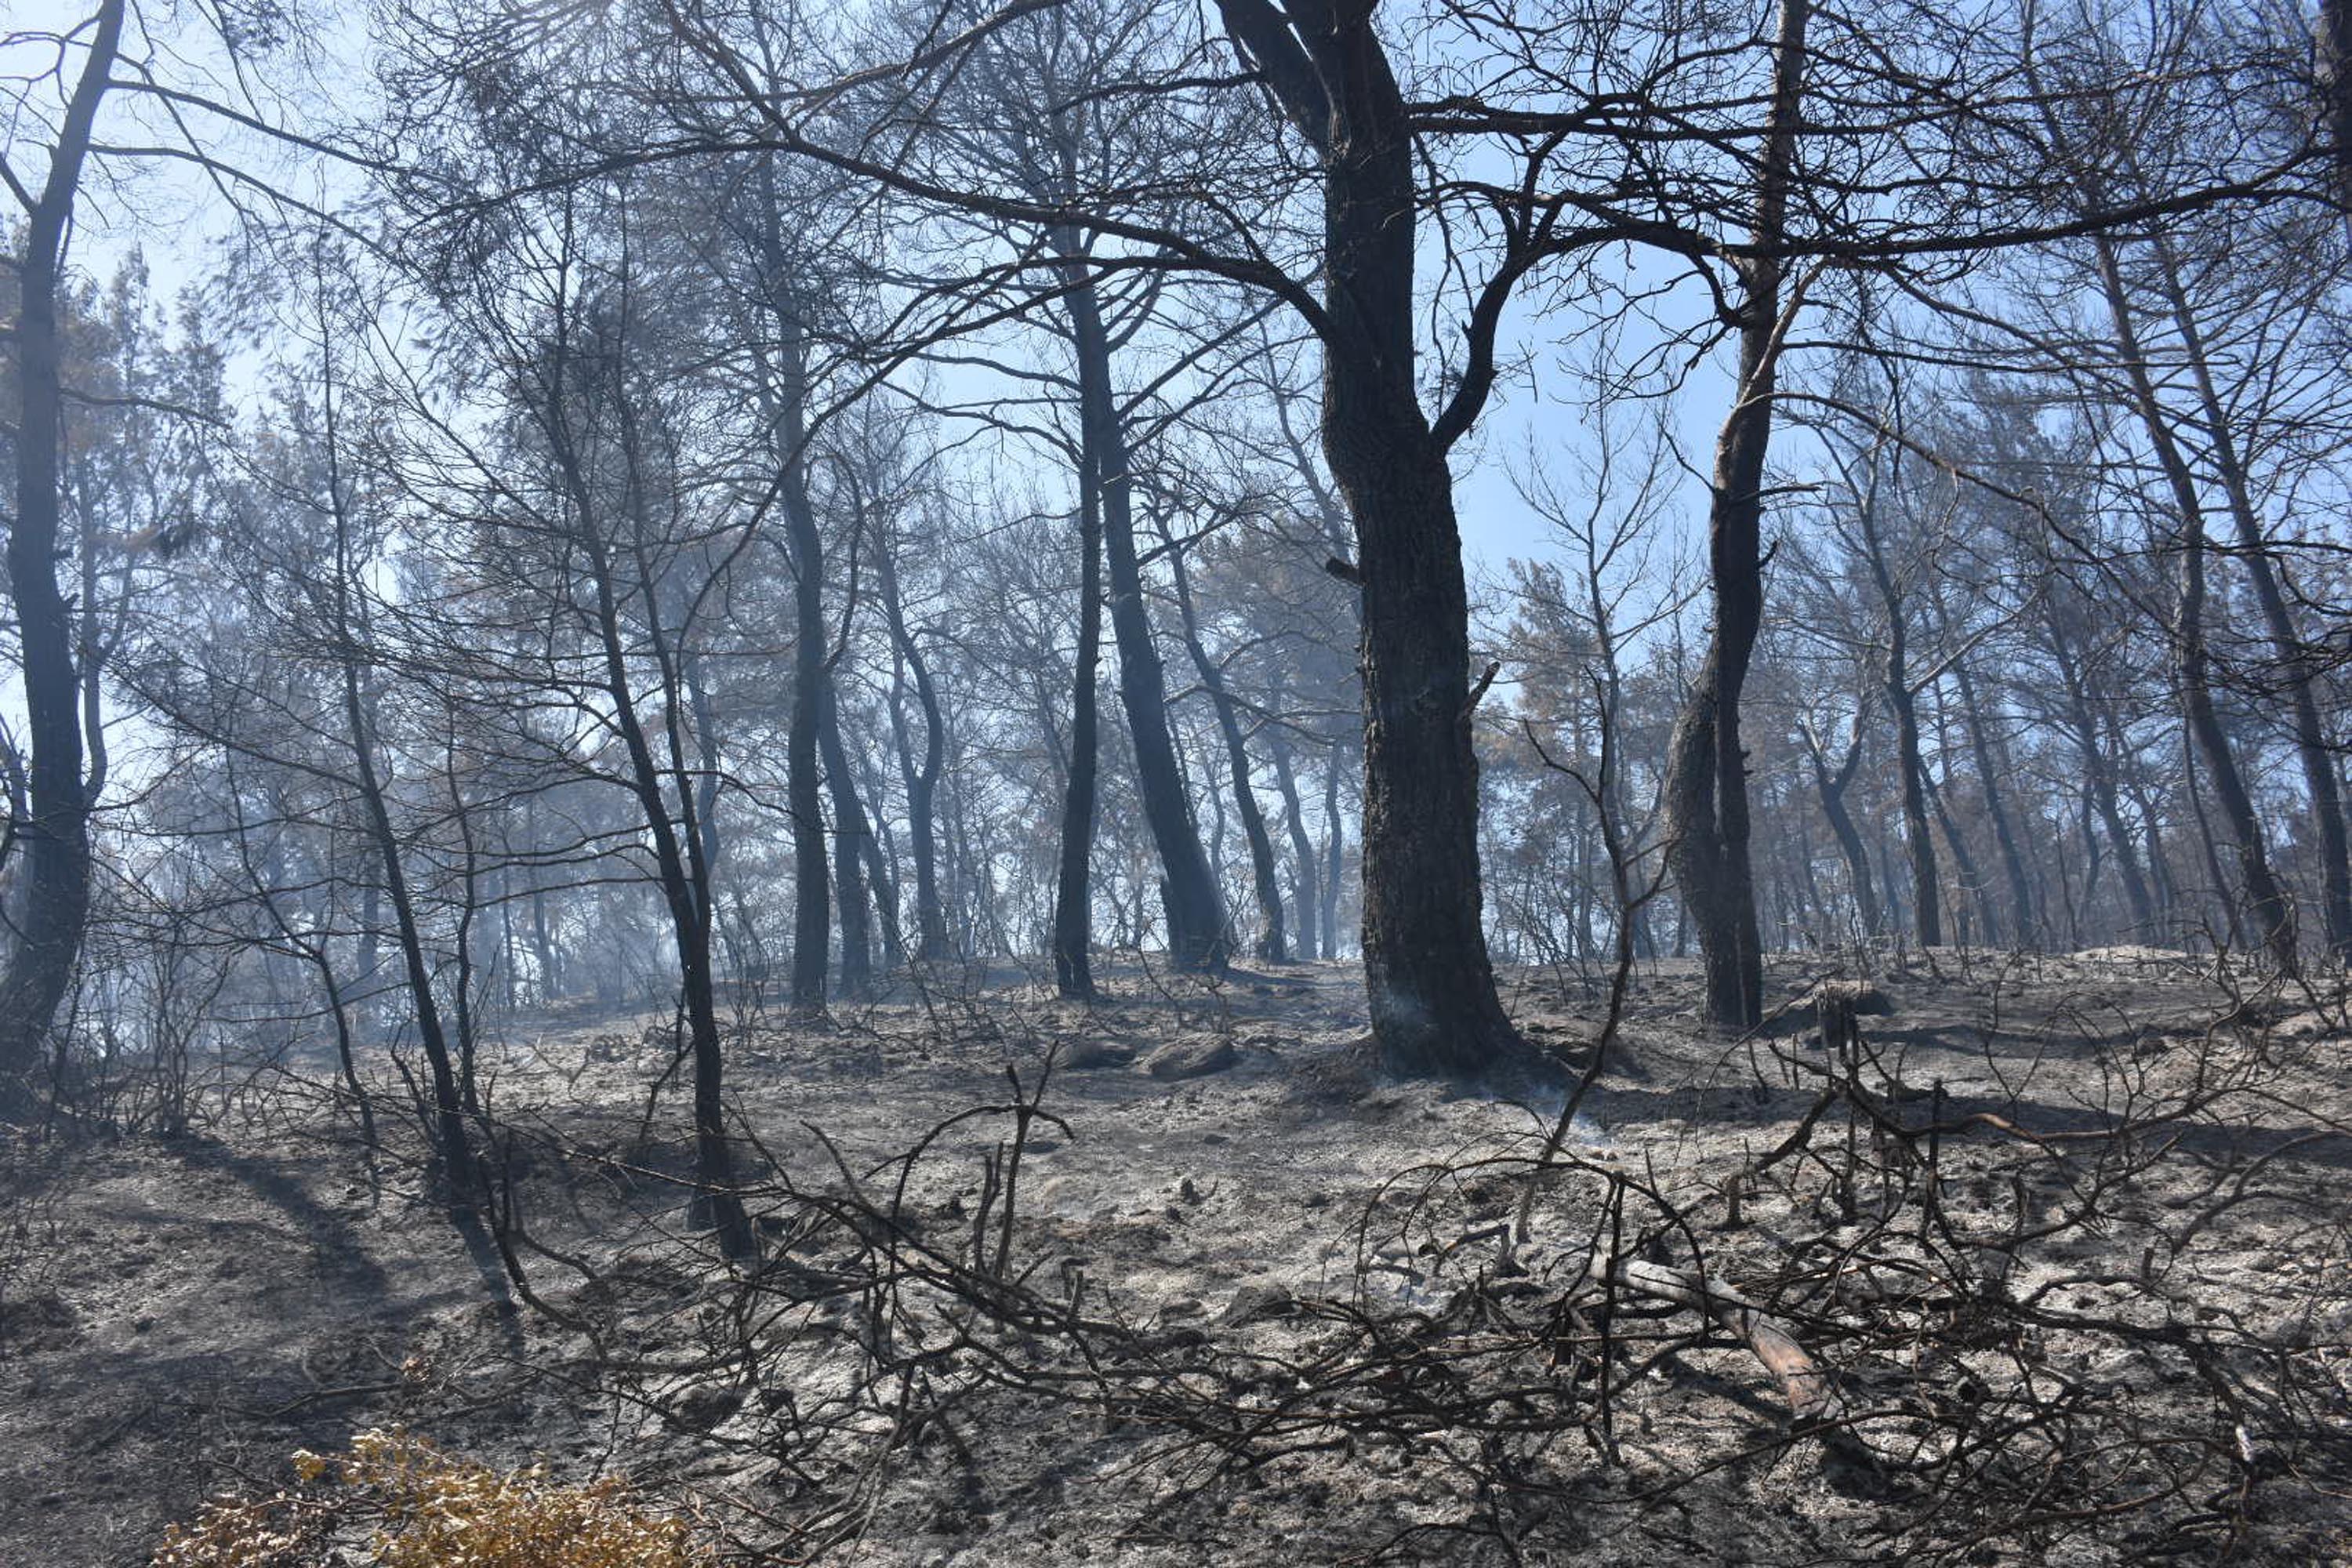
[154,1428,710,1568]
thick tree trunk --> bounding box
[0,0,122,1102]
[1664,0,1808,1029]
[1212,0,1528,1075]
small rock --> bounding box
[1218,1283,1296,1327]
[672,1383,745,1432]
[1063,1040,1138,1070]
[1143,1035,1239,1080]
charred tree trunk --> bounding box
[1804,712,1880,937]
[1951,651,2036,946]
[1888,664,1941,949]
[1664,0,1808,1030]
[1269,710,1319,962]
[1168,540,1286,961]
[880,553,950,961]
[1059,246,1229,971]
[2082,238,2298,971]
[2034,66,2298,971]
[1215,0,1526,1074]
[545,368,753,1258]
[325,459,472,1196]
[2178,512,2298,970]
[1053,432,1106,1000]
[2147,234,2352,962]
[0,0,122,1102]
[776,329,833,1017]
[816,679,874,1000]
[1320,749,1345,960]
[1924,764,1994,946]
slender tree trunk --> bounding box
[2033,64,2298,971]
[1664,0,1809,1029]
[1168,542,1286,960]
[1053,426,1105,1000]
[775,329,833,1015]
[1269,710,1319,962]
[1806,714,1880,936]
[1925,764,1993,946]
[1059,245,1229,970]
[2147,235,2352,962]
[1321,750,1344,960]
[880,557,949,961]
[2178,508,2298,969]
[2082,238,2298,971]
[816,680,874,1000]
[2043,600,2155,930]
[0,0,123,1102]
[1951,652,2035,946]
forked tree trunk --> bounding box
[1805,713,1880,936]
[2080,235,2299,972]
[1269,710,1319,961]
[1214,0,1528,1075]
[880,551,951,961]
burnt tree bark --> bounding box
[2082,234,2299,972]
[1802,707,1881,937]
[1664,0,1810,1029]
[1269,699,1320,962]
[0,0,122,1102]
[1052,404,1107,1000]
[1168,536,1286,961]
[2145,231,2352,962]
[1215,0,1528,1074]
[880,541,951,961]
[1058,234,1229,971]
[771,312,833,1016]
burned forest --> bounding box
[4,0,2352,1562]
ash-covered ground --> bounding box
[5,950,2348,1566]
